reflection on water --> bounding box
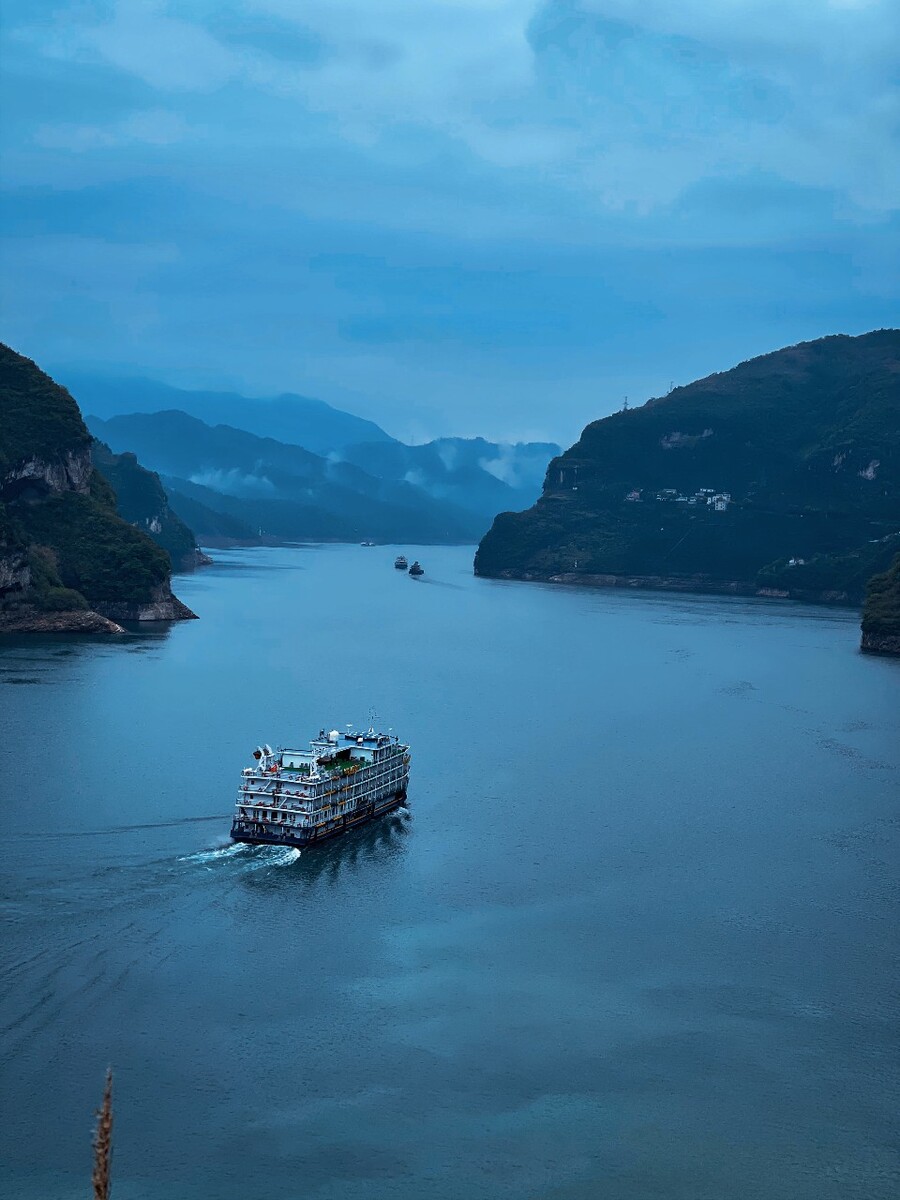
[239,810,413,892]
[175,810,411,889]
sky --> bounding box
[1,0,898,445]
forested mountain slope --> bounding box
[861,553,900,655]
[476,331,899,603]
[0,345,194,632]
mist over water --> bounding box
[1,545,898,1200]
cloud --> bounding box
[435,442,460,473]
[31,1,243,92]
[1,0,897,440]
[567,0,900,210]
[478,443,554,487]
[11,0,899,215]
[189,467,276,496]
[34,109,189,152]
[479,446,519,485]
[479,441,559,487]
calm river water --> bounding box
[1,544,898,1200]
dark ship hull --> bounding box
[231,790,407,847]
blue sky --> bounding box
[1,1,897,443]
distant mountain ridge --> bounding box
[60,374,395,456]
[339,437,559,520]
[85,405,559,544]
[88,411,485,543]
[90,440,208,571]
[476,330,899,603]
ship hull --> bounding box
[230,790,407,849]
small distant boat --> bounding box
[360,540,376,547]
[394,555,408,570]
[408,561,424,577]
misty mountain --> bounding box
[85,407,559,543]
[91,439,207,570]
[87,411,483,543]
[156,486,259,547]
[65,374,558,523]
[62,373,394,456]
[338,437,560,519]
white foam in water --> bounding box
[264,846,302,867]
[178,842,301,870]
[178,842,248,864]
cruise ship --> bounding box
[230,726,410,848]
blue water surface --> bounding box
[1,544,898,1200]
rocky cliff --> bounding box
[860,553,900,656]
[0,344,196,632]
[476,330,899,603]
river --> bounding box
[1,544,897,1199]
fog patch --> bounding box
[189,468,276,497]
[436,443,459,473]
[479,443,557,490]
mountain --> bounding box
[861,553,900,655]
[0,345,195,632]
[90,441,209,571]
[61,374,394,456]
[338,437,560,522]
[87,411,484,543]
[162,486,259,546]
[61,373,557,529]
[476,331,900,603]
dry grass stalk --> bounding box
[92,1068,113,1200]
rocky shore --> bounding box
[0,608,125,635]
[860,631,900,656]
[93,584,198,623]
[488,568,857,606]
[859,553,900,657]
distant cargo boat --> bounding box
[231,727,410,848]
[409,561,424,576]
[394,555,408,569]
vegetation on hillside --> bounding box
[13,489,171,604]
[0,344,181,614]
[92,440,199,568]
[0,344,91,474]
[164,487,259,543]
[757,534,900,600]
[861,553,900,640]
[476,331,899,599]
[25,545,88,612]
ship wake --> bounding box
[178,842,248,865]
[179,842,302,870]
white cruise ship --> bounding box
[230,726,410,847]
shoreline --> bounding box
[476,567,862,609]
[0,609,126,635]
[860,630,900,657]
